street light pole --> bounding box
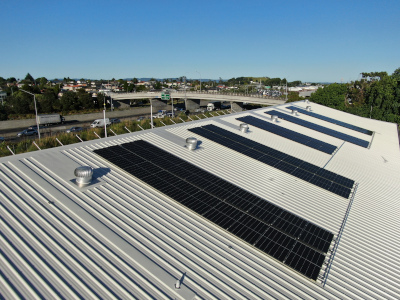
[183,76,187,111]
[20,89,41,140]
[196,71,201,93]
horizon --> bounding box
[1,0,398,83]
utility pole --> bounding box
[286,80,288,101]
[184,76,187,111]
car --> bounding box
[137,116,146,121]
[28,125,44,130]
[110,118,121,124]
[17,128,38,137]
[66,126,83,133]
[0,137,5,142]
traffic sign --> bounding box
[161,93,170,100]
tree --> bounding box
[60,91,78,111]
[25,73,35,83]
[36,90,57,113]
[392,67,400,81]
[0,103,8,120]
[77,89,94,109]
[153,81,162,90]
[9,91,33,114]
[97,92,106,109]
[37,77,48,88]
[7,77,17,83]
[309,83,347,109]
[286,92,305,103]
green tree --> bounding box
[286,92,305,103]
[36,90,57,113]
[97,92,106,109]
[9,91,33,114]
[60,91,78,111]
[37,77,48,88]
[309,83,348,109]
[0,104,9,120]
[25,73,35,83]
[392,67,400,81]
[77,89,94,109]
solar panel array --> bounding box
[236,115,337,154]
[94,140,334,280]
[265,110,370,148]
[286,106,373,135]
[188,125,354,198]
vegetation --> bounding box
[310,68,400,124]
[0,110,231,157]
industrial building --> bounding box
[1,100,399,299]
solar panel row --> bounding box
[94,140,334,280]
[265,110,370,148]
[236,115,337,154]
[188,125,354,198]
[286,106,373,135]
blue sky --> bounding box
[1,0,399,83]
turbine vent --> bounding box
[239,123,249,133]
[74,166,93,187]
[186,137,198,150]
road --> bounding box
[0,107,156,142]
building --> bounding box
[1,101,399,299]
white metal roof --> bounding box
[1,100,399,299]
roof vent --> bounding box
[305,99,309,104]
[306,106,311,111]
[239,123,249,133]
[271,115,279,122]
[291,109,299,116]
[74,166,93,187]
[175,279,181,289]
[186,137,198,150]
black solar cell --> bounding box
[286,106,373,135]
[94,140,335,280]
[266,110,370,148]
[237,115,337,154]
[188,124,354,199]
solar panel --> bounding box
[265,110,370,148]
[94,140,334,280]
[236,115,337,154]
[188,125,354,198]
[286,106,373,135]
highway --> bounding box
[109,90,285,106]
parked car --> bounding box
[137,116,146,121]
[66,127,83,133]
[17,128,38,137]
[110,118,121,124]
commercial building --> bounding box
[1,101,399,299]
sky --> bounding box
[1,0,399,83]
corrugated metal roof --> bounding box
[1,100,399,299]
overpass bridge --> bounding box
[108,91,285,111]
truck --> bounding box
[37,114,65,126]
[90,118,111,128]
[207,101,222,111]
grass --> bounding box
[0,110,232,158]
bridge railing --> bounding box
[110,90,284,100]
